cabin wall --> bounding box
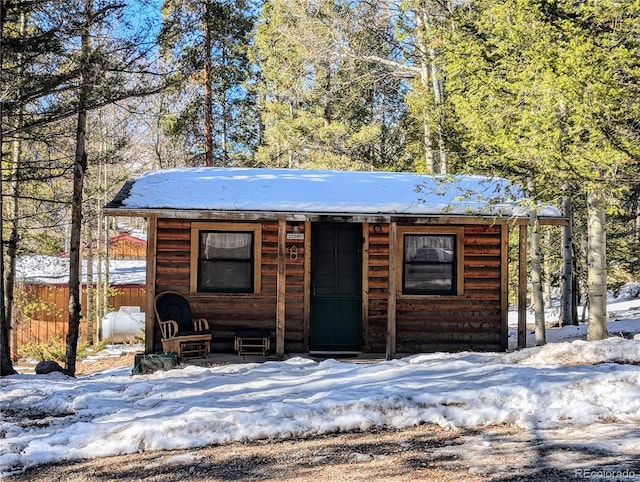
[364,223,391,352]
[399,224,503,352]
[283,222,307,352]
[108,236,147,259]
[152,218,506,354]
[364,223,504,353]
[154,218,306,352]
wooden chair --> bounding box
[154,291,212,359]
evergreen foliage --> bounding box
[158,0,258,165]
[445,0,640,196]
[253,0,412,170]
[2,0,640,373]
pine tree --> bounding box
[158,0,257,166]
[1,0,70,376]
[2,0,164,376]
[253,0,410,170]
[444,0,640,340]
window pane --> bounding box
[403,234,456,295]
[404,264,453,292]
[200,232,252,260]
[198,231,254,292]
[199,260,252,291]
[404,235,454,263]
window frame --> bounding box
[395,226,464,297]
[190,222,262,294]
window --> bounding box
[191,223,261,294]
[396,227,463,296]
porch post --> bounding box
[276,218,286,356]
[386,222,397,359]
[145,216,158,354]
[518,222,528,348]
[303,219,311,352]
[500,223,509,350]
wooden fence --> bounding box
[11,283,146,354]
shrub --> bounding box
[17,335,105,364]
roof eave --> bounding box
[103,206,566,225]
[537,216,569,226]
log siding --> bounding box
[397,223,504,352]
[151,218,508,354]
[366,223,506,353]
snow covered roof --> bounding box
[104,167,563,219]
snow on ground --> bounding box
[1,286,640,477]
[15,255,146,285]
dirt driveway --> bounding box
[8,422,586,482]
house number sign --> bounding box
[286,233,304,240]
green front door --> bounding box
[310,223,362,352]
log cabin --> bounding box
[104,167,564,358]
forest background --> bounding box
[1,0,639,375]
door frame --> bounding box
[308,221,363,353]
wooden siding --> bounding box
[61,234,147,259]
[152,218,507,355]
[107,235,147,259]
[397,224,504,352]
[365,223,505,353]
[284,222,306,352]
[154,218,307,353]
[12,284,146,352]
[365,223,391,352]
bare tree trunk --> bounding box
[572,255,579,323]
[85,229,95,345]
[6,125,21,355]
[429,43,446,174]
[530,217,546,345]
[578,231,588,323]
[415,9,435,173]
[203,0,214,167]
[323,63,331,127]
[543,228,552,310]
[103,217,110,322]
[560,186,576,326]
[0,119,15,374]
[153,93,166,169]
[0,255,12,373]
[4,11,26,357]
[66,129,87,375]
[422,106,434,173]
[415,4,447,174]
[95,134,105,337]
[256,72,265,149]
[221,87,228,164]
[0,2,17,376]
[221,45,230,165]
[287,102,295,168]
[96,219,103,341]
[587,190,607,340]
[66,0,92,376]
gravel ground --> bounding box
[8,423,583,482]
